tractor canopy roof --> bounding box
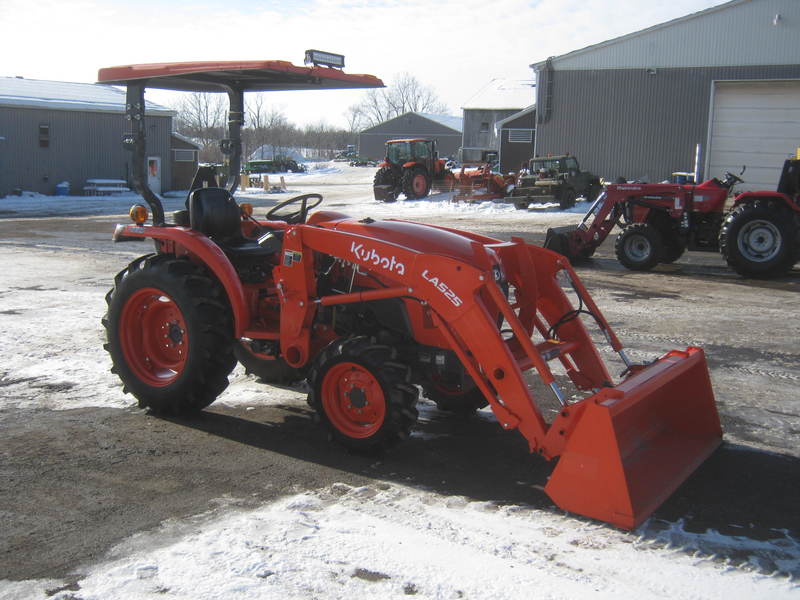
[97,60,384,93]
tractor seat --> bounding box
[188,187,280,259]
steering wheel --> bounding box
[265,193,323,224]
[723,171,744,186]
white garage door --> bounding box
[706,80,800,191]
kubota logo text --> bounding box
[350,242,406,275]
[422,269,463,307]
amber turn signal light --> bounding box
[129,204,149,225]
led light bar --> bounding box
[304,49,345,69]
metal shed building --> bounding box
[358,112,462,160]
[0,77,173,197]
[531,0,800,190]
[461,79,534,164]
[497,105,536,174]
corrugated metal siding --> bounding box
[550,0,800,70]
[533,65,800,183]
[0,106,172,196]
[462,109,519,152]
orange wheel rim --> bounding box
[119,287,188,387]
[321,362,386,438]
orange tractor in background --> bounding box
[100,56,723,531]
[373,139,454,201]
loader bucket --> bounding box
[543,225,578,259]
[544,347,722,530]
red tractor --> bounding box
[99,58,722,530]
[545,162,800,277]
[373,139,453,202]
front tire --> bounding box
[307,337,418,452]
[719,200,795,278]
[615,223,663,271]
[402,168,431,200]
[103,254,236,414]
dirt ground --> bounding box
[1,171,798,584]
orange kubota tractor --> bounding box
[373,139,454,202]
[100,57,722,530]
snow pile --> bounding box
[5,483,797,600]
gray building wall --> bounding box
[461,108,520,163]
[533,65,800,183]
[171,134,199,191]
[499,110,536,173]
[359,113,462,160]
[548,0,799,71]
[0,106,172,196]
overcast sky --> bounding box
[1,0,729,127]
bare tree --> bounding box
[351,73,450,129]
[174,92,226,162]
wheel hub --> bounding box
[625,235,651,261]
[119,288,189,387]
[738,219,781,262]
[321,362,386,438]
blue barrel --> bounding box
[55,182,70,196]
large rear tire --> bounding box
[103,254,236,414]
[373,167,397,203]
[401,168,431,200]
[614,223,663,271]
[558,188,577,210]
[719,200,795,278]
[307,337,419,452]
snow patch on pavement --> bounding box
[3,483,797,600]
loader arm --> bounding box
[278,221,721,529]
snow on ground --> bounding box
[4,483,798,600]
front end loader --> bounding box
[100,57,722,530]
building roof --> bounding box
[462,79,535,110]
[496,104,536,128]
[530,0,798,71]
[0,77,175,115]
[360,111,463,134]
[414,112,463,132]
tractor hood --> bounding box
[312,215,500,267]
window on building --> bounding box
[508,129,533,143]
[39,124,50,148]
[173,148,197,162]
[479,122,489,133]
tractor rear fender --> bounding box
[732,191,800,214]
[112,223,250,336]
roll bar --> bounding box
[102,59,384,225]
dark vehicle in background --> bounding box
[505,154,601,210]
